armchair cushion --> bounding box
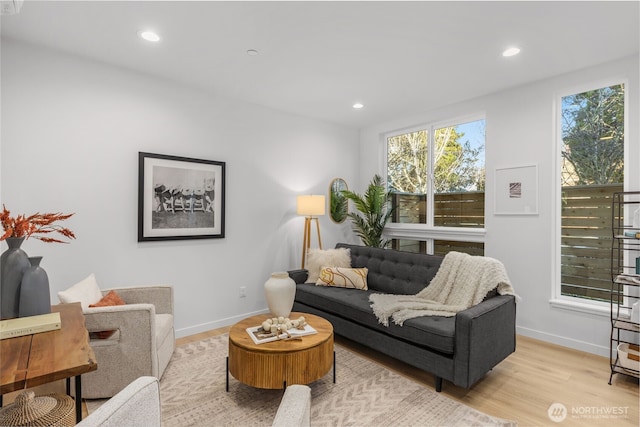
[90,290,126,308]
[57,273,103,311]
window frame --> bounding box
[550,78,629,316]
[382,113,487,250]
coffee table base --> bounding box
[226,351,336,391]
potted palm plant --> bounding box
[341,174,394,248]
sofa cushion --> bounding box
[335,243,442,295]
[295,283,455,354]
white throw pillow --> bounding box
[306,248,351,282]
[57,273,103,311]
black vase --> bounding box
[19,256,51,317]
[1,237,30,319]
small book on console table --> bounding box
[0,312,62,340]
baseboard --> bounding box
[516,325,609,357]
[175,309,269,338]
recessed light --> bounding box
[247,49,259,56]
[502,47,520,57]
[353,103,364,109]
[139,31,160,42]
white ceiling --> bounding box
[2,1,639,129]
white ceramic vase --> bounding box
[264,272,296,318]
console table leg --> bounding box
[66,377,70,395]
[226,357,229,392]
[75,375,82,422]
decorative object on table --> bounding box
[19,256,51,317]
[138,152,226,241]
[0,391,75,427]
[264,272,296,318]
[245,316,317,345]
[0,311,61,340]
[0,206,75,319]
[0,237,30,319]
[297,194,325,268]
[329,178,348,223]
[341,174,394,248]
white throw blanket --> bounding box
[369,251,516,326]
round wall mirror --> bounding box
[329,178,348,223]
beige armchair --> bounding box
[77,376,161,427]
[81,285,175,399]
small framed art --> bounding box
[138,152,225,241]
[494,164,538,215]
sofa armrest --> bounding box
[83,303,159,376]
[453,295,516,387]
[83,303,156,335]
[77,376,161,427]
[288,269,309,285]
[101,285,173,315]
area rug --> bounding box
[89,334,516,426]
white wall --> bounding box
[359,55,640,356]
[0,40,359,337]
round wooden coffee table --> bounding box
[227,312,334,389]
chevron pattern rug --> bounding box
[144,334,514,427]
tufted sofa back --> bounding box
[335,243,443,295]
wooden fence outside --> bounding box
[391,184,621,302]
[560,183,622,301]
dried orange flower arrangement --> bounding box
[0,205,76,243]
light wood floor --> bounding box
[178,328,639,427]
[5,330,637,426]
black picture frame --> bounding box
[138,152,225,241]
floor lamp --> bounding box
[297,195,325,269]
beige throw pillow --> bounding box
[57,273,103,311]
[306,248,351,282]
[316,267,369,290]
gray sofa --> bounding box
[291,243,516,392]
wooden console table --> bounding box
[0,303,98,422]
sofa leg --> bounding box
[435,376,442,392]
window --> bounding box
[558,83,625,304]
[385,118,485,255]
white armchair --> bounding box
[81,285,175,399]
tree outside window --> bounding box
[559,83,625,303]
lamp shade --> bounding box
[297,195,326,216]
